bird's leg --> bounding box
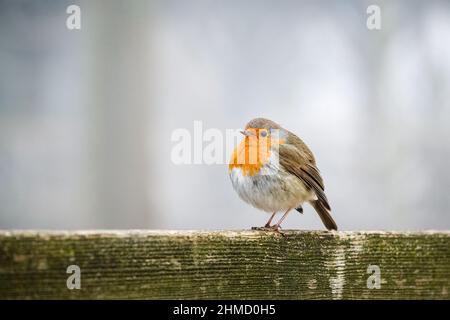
[251,212,277,231]
[264,212,277,228]
[271,208,293,231]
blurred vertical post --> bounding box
[84,0,154,228]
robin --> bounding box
[229,118,337,231]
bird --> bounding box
[229,118,337,231]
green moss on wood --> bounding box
[0,230,449,299]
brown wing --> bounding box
[279,142,330,210]
[284,133,316,164]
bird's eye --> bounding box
[260,130,268,137]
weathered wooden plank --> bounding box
[0,230,449,299]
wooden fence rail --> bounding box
[0,230,449,299]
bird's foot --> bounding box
[251,226,272,231]
[251,224,285,236]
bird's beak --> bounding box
[240,130,254,137]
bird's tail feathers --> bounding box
[310,200,337,231]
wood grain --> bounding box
[0,230,449,299]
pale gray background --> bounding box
[1,0,450,230]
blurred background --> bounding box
[1,0,450,230]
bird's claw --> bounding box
[251,225,285,236]
[251,226,272,231]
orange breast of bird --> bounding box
[229,132,273,177]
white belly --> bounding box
[229,163,315,213]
